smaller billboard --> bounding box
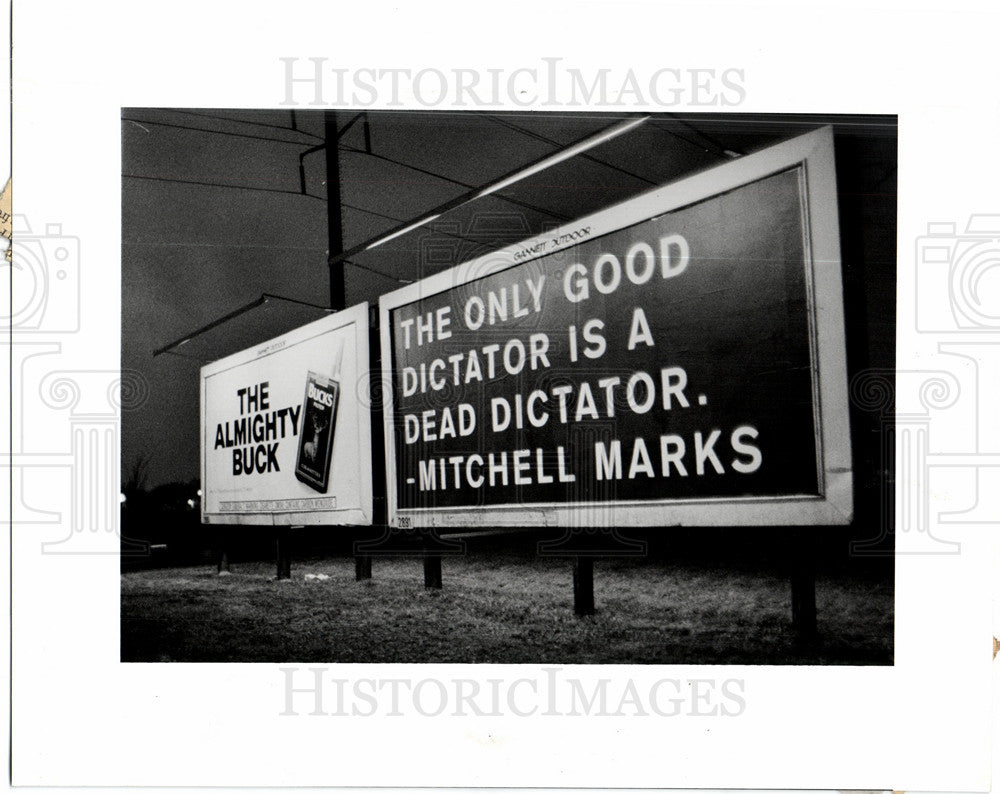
[200,302,372,525]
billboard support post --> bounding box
[276,526,295,580]
[791,530,817,639]
[214,525,231,575]
[355,553,372,581]
[423,548,442,589]
[355,323,384,583]
[573,556,595,616]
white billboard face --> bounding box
[200,302,372,526]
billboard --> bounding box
[200,302,372,525]
[379,127,852,529]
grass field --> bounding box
[121,552,892,664]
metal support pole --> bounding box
[573,556,595,616]
[790,531,817,639]
[325,111,345,311]
[276,527,294,580]
[355,553,372,581]
[423,552,442,589]
[214,526,231,575]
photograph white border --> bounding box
[8,1,998,790]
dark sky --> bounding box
[123,110,335,487]
[121,110,895,489]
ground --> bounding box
[121,553,893,664]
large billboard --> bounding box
[379,127,851,529]
[200,302,373,525]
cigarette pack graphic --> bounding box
[294,371,340,493]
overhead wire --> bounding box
[338,146,571,223]
[167,109,325,141]
[152,293,331,358]
[481,113,659,186]
[122,172,324,200]
[127,111,657,303]
[328,115,648,267]
[343,259,412,285]
[121,115,322,147]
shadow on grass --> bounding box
[121,555,892,664]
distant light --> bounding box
[186,498,196,508]
[119,493,127,504]
[196,489,203,497]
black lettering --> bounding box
[234,417,247,446]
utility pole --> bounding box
[325,110,374,581]
[325,111,345,311]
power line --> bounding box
[481,114,658,186]
[665,113,739,156]
[121,112,625,226]
[123,145,567,226]
[123,172,323,199]
[160,349,209,362]
[339,145,571,222]
[152,293,330,358]
[121,115,321,147]
[168,109,325,142]
[124,113,669,275]
[328,115,648,268]
[343,259,412,285]
[340,202,478,245]
[647,118,738,160]
[121,174,499,249]
[123,241,328,251]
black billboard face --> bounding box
[380,127,851,527]
[389,167,819,511]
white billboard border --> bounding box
[199,301,374,527]
[379,126,852,529]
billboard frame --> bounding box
[200,301,373,527]
[379,126,852,529]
